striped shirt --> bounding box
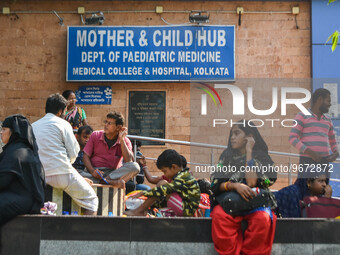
[288,110,338,158]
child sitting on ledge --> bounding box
[125,149,200,217]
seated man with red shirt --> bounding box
[83,112,139,188]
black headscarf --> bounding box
[2,114,39,155]
[0,114,45,212]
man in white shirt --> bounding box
[32,93,98,215]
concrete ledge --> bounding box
[39,241,218,255]
[1,216,340,255]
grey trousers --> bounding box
[79,162,140,184]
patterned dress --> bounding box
[64,106,86,131]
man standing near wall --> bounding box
[83,112,139,188]
[289,88,339,191]
[32,93,98,215]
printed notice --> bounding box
[128,91,165,145]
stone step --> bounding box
[1,216,339,255]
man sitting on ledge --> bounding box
[33,93,98,216]
[83,112,139,188]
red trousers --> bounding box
[211,205,277,255]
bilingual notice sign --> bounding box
[76,86,112,104]
[128,91,165,145]
[66,26,235,82]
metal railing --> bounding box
[128,135,340,162]
[128,135,340,185]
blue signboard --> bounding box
[67,26,235,82]
[76,86,112,104]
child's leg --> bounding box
[211,205,243,255]
[242,210,277,255]
[124,197,158,216]
[167,193,183,216]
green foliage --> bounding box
[326,31,339,52]
[327,0,339,51]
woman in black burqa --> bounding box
[0,114,45,226]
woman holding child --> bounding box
[211,121,277,255]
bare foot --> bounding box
[106,178,126,189]
[124,209,147,216]
[82,208,97,216]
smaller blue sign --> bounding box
[76,86,112,104]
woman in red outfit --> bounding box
[210,121,277,255]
